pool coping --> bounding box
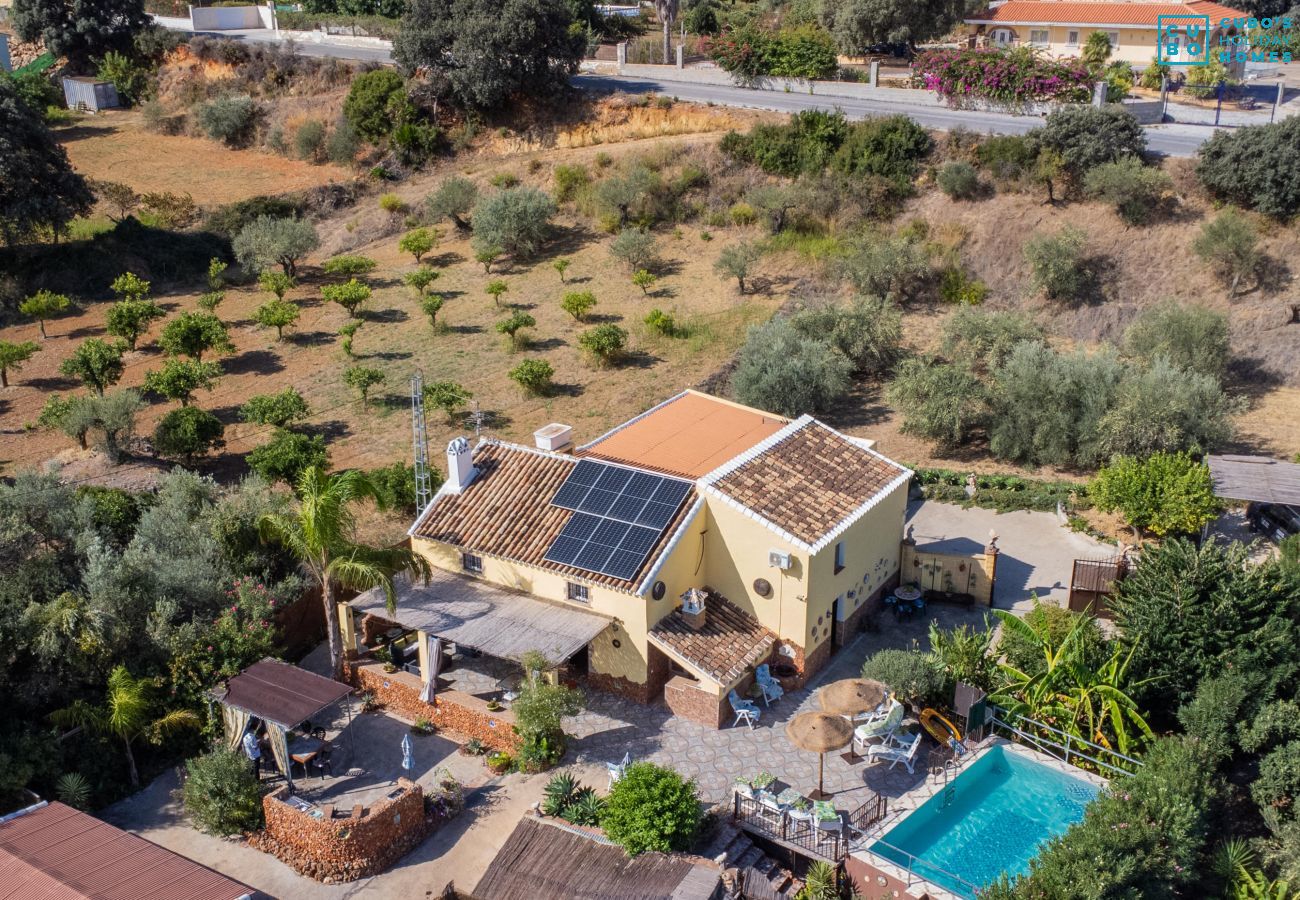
[849,736,1109,899]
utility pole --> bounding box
[410,370,432,516]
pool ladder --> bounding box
[938,757,959,808]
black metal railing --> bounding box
[848,793,888,834]
[733,790,888,862]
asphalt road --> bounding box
[151,19,1218,156]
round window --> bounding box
[753,578,772,597]
[652,581,666,600]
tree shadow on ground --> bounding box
[288,330,334,348]
[526,336,567,351]
[446,323,485,335]
[224,349,284,376]
[365,349,414,361]
[24,375,80,391]
[363,307,410,324]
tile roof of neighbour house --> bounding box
[966,0,1251,26]
[0,802,256,900]
[578,390,789,479]
[474,816,723,900]
[648,593,777,687]
[703,416,911,553]
[410,439,700,593]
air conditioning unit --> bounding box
[768,550,791,570]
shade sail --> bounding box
[349,569,613,664]
[212,658,352,730]
[816,679,888,717]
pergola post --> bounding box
[416,629,430,679]
[338,603,359,655]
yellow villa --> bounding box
[341,390,920,731]
[964,0,1253,67]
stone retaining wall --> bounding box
[346,659,521,753]
[251,778,454,883]
[664,675,726,728]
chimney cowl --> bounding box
[680,588,708,631]
[446,437,478,494]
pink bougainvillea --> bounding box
[913,47,1092,109]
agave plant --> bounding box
[541,771,578,817]
[1234,868,1293,900]
[564,788,606,827]
[55,772,92,810]
[800,861,839,900]
[990,610,1154,756]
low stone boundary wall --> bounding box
[189,3,272,30]
[251,776,462,882]
[1123,97,1165,124]
[615,61,947,107]
[346,659,521,753]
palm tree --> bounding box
[258,466,431,680]
[52,666,200,788]
[991,610,1154,756]
[656,0,679,65]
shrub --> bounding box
[509,359,554,396]
[719,109,849,176]
[1000,599,1110,677]
[1024,226,1088,302]
[343,68,407,143]
[294,120,327,162]
[937,161,980,199]
[471,187,556,257]
[832,115,933,182]
[645,308,677,336]
[1083,158,1172,225]
[195,95,257,147]
[887,357,987,450]
[158,312,233,361]
[790,295,902,376]
[553,164,590,203]
[837,233,931,301]
[860,649,946,709]
[232,216,319,276]
[578,323,628,365]
[239,388,309,428]
[379,192,406,214]
[322,254,377,277]
[322,279,372,318]
[1197,117,1300,219]
[1092,452,1219,538]
[609,228,658,272]
[1038,104,1146,177]
[423,381,471,423]
[941,308,1043,372]
[913,47,1092,108]
[368,461,419,515]
[1192,209,1260,295]
[732,317,852,416]
[714,241,763,293]
[326,118,361,165]
[183,748,263,836]
[253,298,299,341]
[975,134,1041,181]
[391,121,440,167]
[153,406,225,460]
[205,196,301,239]
[938,268,988,305]
[398,227,436,262]
[1253,742,1300,820]
[495,310,536,351]
[344,365,385,407]
[765,25,839,79]
[247,429,329,485]
[1121,301,1229,380]
[560,290,596,321]
[602,763,701,856]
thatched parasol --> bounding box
[785,711,853,799]
[816,679,888,717]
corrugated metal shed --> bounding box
[210,658,352,730]
[0,802,255,900]
[1208,455,1300,506]
[350,569,613,663]
[61,77,119,112]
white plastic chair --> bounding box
[867,730,923,774]
[606,751,630,789]
[755,664,784,706]
[853,700,904,753]
[729,690,760,729]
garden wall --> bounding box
[900,534,997,606]
[189,4,272,30]
[252,777,460,882]
[614,61,948,107]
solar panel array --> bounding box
[543,459,693,581]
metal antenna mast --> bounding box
[410,370,432,516]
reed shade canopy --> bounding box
[785,711,854,799]
[816,679,888,717]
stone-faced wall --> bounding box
[252,778,437,883]
[845,852,932,899]
[345,659,521,753]
[664,675,726,728]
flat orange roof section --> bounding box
[580,392,788,479]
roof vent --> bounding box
[534,423,573,454]
[680,588,708,631]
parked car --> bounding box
[1248,502,1300,542]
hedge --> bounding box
[910,466,1090,513]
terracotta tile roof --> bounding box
[411,440,697,592]
[0,802,255,900]
[579,390,789,479]
[649,592,776,686]
[705,417,910,551]
[966,0,1250,27]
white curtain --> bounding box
[222,705,251,752]
[267,722,293,786]
[419,635,443,703]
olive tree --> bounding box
[426,176,478,231]
[471,187,556,258]
[232,215,320,276]
[714,241,763,293]
[732,317,852,417]
[887,357,988,451]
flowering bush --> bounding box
[706,23,839,84]
[169,578,286,704]
[912,47,1091,109]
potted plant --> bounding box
[359,691,380,713]
[461,738,486,757]
[752,772,776,792]
[411,717,435,736]
[486,751,514,774]
[732,776,754,799]
[486,699,503,712]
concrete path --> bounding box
[904,499,1113,612]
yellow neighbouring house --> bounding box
[963,0,1254,69]
[342,390,922,729]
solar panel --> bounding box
[544,460,694,582]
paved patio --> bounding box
[567,602,992,813]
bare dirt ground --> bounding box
[56,110,350,203]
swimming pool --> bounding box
[870,745,1100,898]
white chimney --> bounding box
[680,588,708,631]
[445,437,477,494]
[534,423,573,453]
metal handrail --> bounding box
[988,707,1142,776]
[857,836,983,896]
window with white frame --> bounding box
[1029,29,1050,46]
[1107,31,1120,48]
[1066,30,1079,46]
[461,552,483,574]
[566,582,590,604]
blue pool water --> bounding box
[871,745,1100,897]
